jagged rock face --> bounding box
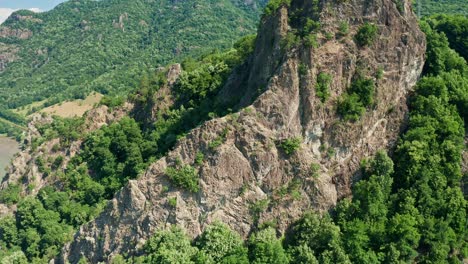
[0,27,33,40]
[60,0,425,262]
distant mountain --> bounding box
[420,0,468,16]
[0,0,266,110]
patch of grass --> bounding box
[316,72,332,102]
[310,163,321,179]
[250,199,270,223]
[166,165,199,193]
[337,76,375,121]
[209,137,223,150]
[338,21,349,36]
[277,137,302,155]
[168,197,177,208]
[298,64,308,76]
[195,152,205,165]
[209,127,229,151]
[0,184,21,205]
[304,34,319,48]
[355,23,378,47]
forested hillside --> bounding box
[114,12,468,264]
[421,0,468,16]
[0,0,466,263]
[0,28,259,264]
[0,0,266,122]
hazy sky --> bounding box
[0,0,67,23]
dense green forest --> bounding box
[0,10,467,263]
[420,0,468,16]
[0,0,266,113]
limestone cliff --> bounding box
[59,0,425,262]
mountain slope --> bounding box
[420,0,468,16]
[2,0,467,263]
[58,0,426,262]
[0,0,265,110]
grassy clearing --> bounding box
[40,93,103,118]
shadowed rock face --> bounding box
[60,0,426,262]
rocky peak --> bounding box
[59,0,425,262]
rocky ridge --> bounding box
[0,103,133,217]
[58,0,426,262]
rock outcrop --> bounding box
[60,0,426,262]
[0,103,133,217]
[0,23,34,72]
[0,27,33,40]
[0,43,19,72]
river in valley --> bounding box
[0,136,19,180]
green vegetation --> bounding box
[394,0,405,13]
[279,0,322,51]
[418,0,468,16]
[166,165,200,193]
[250,199,270,224]
[99,96,126,109]
[195,222,249,263]
[303,34,319,48]
[0,106,26,138]
[249,228,289,264]
[315,72,332,102]
[286,212,351,263]
[277,137,302,155]
[309,163,321,179]
[283,15,468,263]
[0,184,21,205]
[264,0,292,16]
[0,2,467,263]
[195,152,205,166]
[168,197,177,208]
[281,31,301,50]
[0,120,23,138]
[337,76,375,121]
[142,226,199,263]
[115,223,249,263]
[0,197,75,261]
[338,21,349,36]
[0,0,266,124]
[80,117,146,197]
[0,36,256,261]
[355,23,379,47]
[424,14,468,61]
